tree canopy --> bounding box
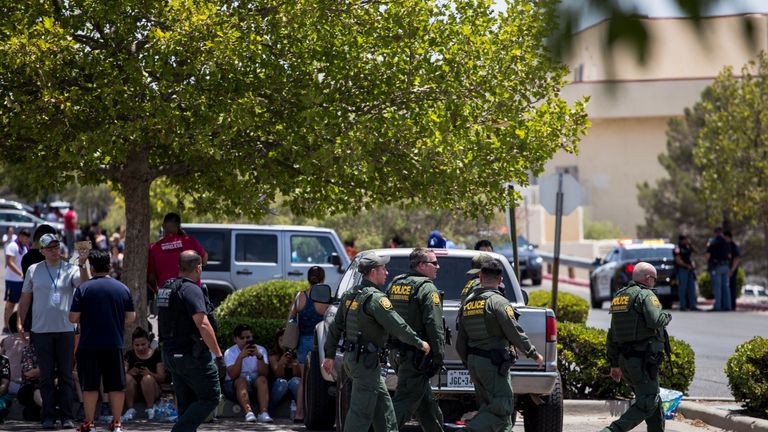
[0,0,588,327]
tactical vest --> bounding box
[460,289,507,350]
[387,274,431,335]
[343,287,378,344]
[460,278,480,303]
[157,278,218,342]
[609,283,657,344]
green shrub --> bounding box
[557,322,695,399]
[215,279,307,347]
[697,268,744,300]
[528,290,589,324]
[725,336,768,416]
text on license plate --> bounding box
[447,370,474,388]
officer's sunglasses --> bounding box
[422,260,439,266]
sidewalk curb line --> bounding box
[564,399,630,416]
[679,401,768,432]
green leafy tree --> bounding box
[694,52,768,277]
[0,1,588,329]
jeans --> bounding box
[711,264,731,311]
[31,331,75,422]
[677,268,697,310]
[163,351,222,432]
[269,377,300,411]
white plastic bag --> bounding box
[660,387,683,419]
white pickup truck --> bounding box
[302,248,562,432]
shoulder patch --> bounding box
[431,292,441,305]
[651,296,661,308]
[379,297,393,310]
[505,305,516,319]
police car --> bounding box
[589,240,677,309]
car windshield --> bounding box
[339,256,519,303]
[620,247,674,260]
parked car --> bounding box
[741,284,768,303]
[0,198,35,213]
[589,240,677,309]
[303,248,561,432]
[0,209,64,236]
[182,224,351,306]
[500,236,544,286]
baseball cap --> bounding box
[39,233,60,249]
[357,252,390,273]
[466,253,494,275]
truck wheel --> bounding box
[523,373,563,432]
[304,351,335,430]
[531,277,542,286]
[590,281,603,309]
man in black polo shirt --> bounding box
[706,227,732,311]
[158,250,223,432]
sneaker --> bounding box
[42,418,57,430]
[110,420,123,432]
[244,411,257,422]
[62,418,76,428]
[145,407,155,420]
[256,411,273,423]
[76,420,94,432]
[122,408,136,421]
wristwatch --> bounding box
[78,263,86,269]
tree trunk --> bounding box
[120,146,152,343]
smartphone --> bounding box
[75,241,92,256]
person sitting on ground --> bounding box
[287,266,331,422]
[267,328,300,418]
[0,312,26,395]
[223,324,272,423]
[0,352,11,423]
[123,327,165,420]
[17,341,42,421]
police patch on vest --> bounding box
[462,299,485,317]
[345,299,359,310]
[431,292,440,305]
[156,288,172,308]
[389,284,412,301]
[610,295,630,313]
[380,297,393,310]
[651,296,661,308]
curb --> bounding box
[564,399,768,432]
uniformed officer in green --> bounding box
[323,252,430,432]
[460,253,495,304]
[456,259,544,432]
[386,247,445,431]
[600,262,672,432]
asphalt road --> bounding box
[527,279,768,398]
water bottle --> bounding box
[290,400,297,421]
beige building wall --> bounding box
[540,14,768,238]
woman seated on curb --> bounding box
[123,327,165,420]
[268,327,300,420]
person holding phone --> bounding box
[223,324,271,423]
[268,328,301,418]
[123,327,165,420]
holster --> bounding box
[412,350,441,378]
[191,338,208,358]
[490,348,514,377]
[644,351,663,380]
[363,342,381,369]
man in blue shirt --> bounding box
[70,250,136,432]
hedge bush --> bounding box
[215,279,308,347]
[725,336,768,416]
[697,268,744,300]
[557,322,695,399]
[528,290,589,324]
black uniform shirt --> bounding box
[706,236,730,264]
[674,244,693,269]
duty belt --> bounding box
[467,346,493,359]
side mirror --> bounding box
[521,290,529,305]
[329,253,344,273]
[310,284,333,304]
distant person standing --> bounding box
[69,250,136,432]
[673,235,697,311]
[705,227,731,311]
[63,208,77,253]
[344,240,358,260]
[21,225,58,278]
[148,213,207,292]
[427,231,446,249]
[4,229,30,334]
[474,239,493,252]
[724,230,741,311]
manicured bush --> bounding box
[215,279,307,347]
[725,336,768,416]
[528,290,589,324]
[557,322,695,399]
[697,268,744,300]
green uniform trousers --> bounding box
[390,351,444,432]
[605,354,664,432]
[465,354,515,432]
[343,354,398,432]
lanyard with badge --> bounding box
[45,262,62,306]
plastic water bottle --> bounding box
[290,400,297,421]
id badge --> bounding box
[50,291,61,306]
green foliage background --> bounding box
[725,336,768,417]
[527,290,589,324]
[696,268,745,300]
[557,322,695,399]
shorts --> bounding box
[76,347,126,392]
[297,335,314,365]
[222,379,257,402]
[4,280,23,303]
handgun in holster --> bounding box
[355,331,363,363]
[363,342,380,369]
[490,348,515,377]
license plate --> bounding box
[447,370,474,388]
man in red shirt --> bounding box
[147,213,207,291]
[63,208,77,253]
